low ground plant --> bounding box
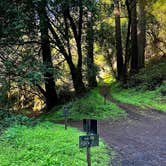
[42,89,126,121]
[0,122,111,166]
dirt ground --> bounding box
[68,86,166,166]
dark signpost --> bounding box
[83,119,97,134]
[79,119,99,166]
[102,89,108,104]
[64,106,69,130]
[104,94,107,104]
[103,91,109,104]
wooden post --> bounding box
[64,106,68,130]
[65,116,67,130]
[104,94,107,104]
[86,120,91,166]
[87,145,91,166]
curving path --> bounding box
[68,86,166,166]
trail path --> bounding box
[68,86,166,166]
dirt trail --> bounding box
[69,86,166,166]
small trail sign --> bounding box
[79,134,99,148]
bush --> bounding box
[0,109,39,134]
[126,59,166,90]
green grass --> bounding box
[111,82,166,112]
[0,122,112,166]
[42,89,126,121]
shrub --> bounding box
[0,109,39,134]
[126,59,166,90]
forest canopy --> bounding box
[0,0,165,113]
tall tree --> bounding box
[114,0,124,80]
[130,0,138,72]
[124,0,132,79]
[86,0,97,87]
[0,0,48,111]
[36,0,59,110]
[46,0,86,95]
[138,0,146,69]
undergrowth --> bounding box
[110,58,166,112]
[42,89,126,121]
[0,122,111,166]
[111,81,166,112]
[126,58,166,90]
[0,109,38,135]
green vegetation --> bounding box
[126,59,166,90]
[110,58,166,112]
[0,109,38,134]
[0,1,166,165]
[43,89,126,121]
[111,82,166,112]
[0,122,111,166]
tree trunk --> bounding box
[64,55,85,95]
[71,68,86,95]
[123,0,132,82]
[114,0,124,80]
[130,0,138,73]
[44,1,86,95]
[37,0,59,111]
[86,7,97,87]
[48,20,86,95]
[138,0,146,69]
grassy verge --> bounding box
[42,89,126,121]
[111,82,166,112]
[0,122,111,166]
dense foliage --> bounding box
[126,58,166,90]
[0,109,38,134]
[0,0,165,112]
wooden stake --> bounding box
[87,145,91,166]
[65,117,67,130]
[87,120,91,166]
